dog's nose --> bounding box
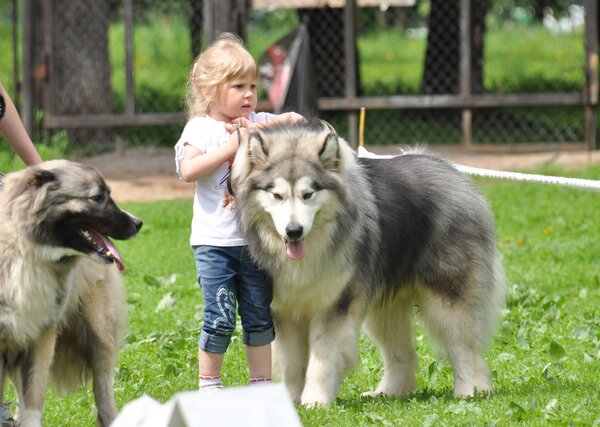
[285,223,303,240]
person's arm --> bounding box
[0,82,42,165]
[177,130,243,182]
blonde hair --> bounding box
[185,33,258,118]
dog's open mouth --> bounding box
[284,239,305,260]
[81,228,125,271]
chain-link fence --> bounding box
[5,0,597,150]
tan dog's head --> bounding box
[0,160,142,270]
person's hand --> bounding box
[272,111,305,125]
[224,125,249,156]
[225,117,252,133]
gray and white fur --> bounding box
[231,120,505,406]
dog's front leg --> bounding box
[89,346,118,427]
[301,311,361,406]
[17,326,57,427]
[273,314,308,404]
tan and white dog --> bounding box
[0,160,142,427]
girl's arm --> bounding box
[177,131,241,182]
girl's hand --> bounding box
[224,117,251,133]
[227,126,249,152]
[224,111,305,135]
[273,111,305,125]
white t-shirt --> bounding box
[174,112,275,247]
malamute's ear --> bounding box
[247,131,269,166]
[231,130,267,188]
[319,120,337,135]
[318,131,340,171]
[317,120,356,175]
[318,119,340,170]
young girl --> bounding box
[175,33,301,391]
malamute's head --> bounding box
[0,160,142,271]
[231,120,358,261]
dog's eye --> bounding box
[272,193,283,201]
[302,192,313,200]
[91,194,106,203]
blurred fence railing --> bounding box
[10,0,599,149]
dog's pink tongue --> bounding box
[286,240,305,260]
[104,238,125,272]
[89,230,125,271]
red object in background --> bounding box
[265,45,289,110]
[259,25,316,116]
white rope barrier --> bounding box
[357,146,600,192]
[453,163,600,191]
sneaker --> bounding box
[200,383,224,392]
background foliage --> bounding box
[0,0,590,153]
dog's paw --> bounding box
[300,399,331,408]
[454,385,494,398]
[360,390,384,398]
[300,388,334,407]
[454,375,493,398]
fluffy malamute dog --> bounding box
[0,160,142,427]
[231,121,505,406]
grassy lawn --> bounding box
[17,164,596,426]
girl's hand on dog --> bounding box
[224,112,305,134]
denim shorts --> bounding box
[193,245,275,353]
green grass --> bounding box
[485,26,584,93]
[18,165,597,426]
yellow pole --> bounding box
[358,107,365,147]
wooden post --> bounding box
[21,0,35,138]
[43,0,54,118]
[124,0,135,116]
[204,0,248,44]
[459,0,473,147]
[584,0,598,150]
[344,0,358,147]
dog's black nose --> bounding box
[133,217,143,232]
[285,223,303,240]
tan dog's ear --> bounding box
[6,167,58,213]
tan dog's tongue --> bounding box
[286,241,305,260]
[88,230,125,271]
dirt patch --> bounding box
[78,146,600,203]
[78,147,195,203]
